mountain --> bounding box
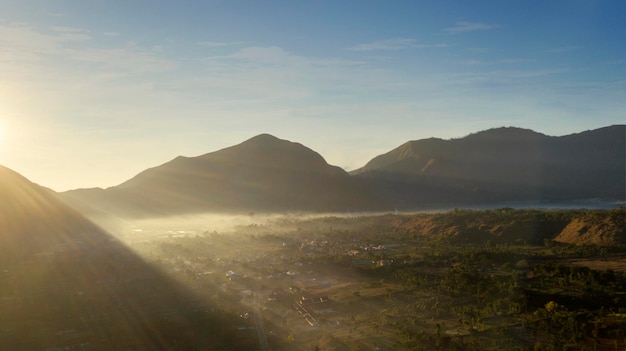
[62,126,624,217]
[0,165,249,350]
[62,134,381,217]
[352,125,626,208]
[0,165,106,258]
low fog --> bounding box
[79,209,626,351]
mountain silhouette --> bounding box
[62,126,624,216]
[0,165,106,257]
[0,165,250,350]
[62,134,381,217]
[352,125,625,208]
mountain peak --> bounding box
[244,133,281,144]
[96,134,371,215]
[462,127,547,142]
[206,134,331,169]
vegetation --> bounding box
[120,208,626,350]
[4,207,624,349]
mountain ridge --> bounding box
[62,133,382,216]
[60,125,625,217]
[351,125,625,208]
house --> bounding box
[225,270,240,280]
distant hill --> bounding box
[0,165,249,350]
[352,125,626,208]
[553,209,626,245]
[368,208,625,246]
[62,134,381,217]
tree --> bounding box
[544,301,560,315]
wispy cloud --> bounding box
[456,59,487,66]
[198,41,245,47]
[347,38,416,51]
[445,21,499,34]
[346,38,449,51]
[223,46,364,67]
[499,58,535,64]
[466,47,490,53]
[545,46,582,53]
[454,58,534,66]
[603,59,626,65]
[68,47,178,73]
[0,22,176,75]
[50,26,87,33]
[449,68,573,84]
[50,26,91,41]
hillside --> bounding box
[389,208,626,246]
[0,165,250,350]
[62,134,382,217]
[352,125,625,207]
[553,209,626,245]
[0,165,107,258]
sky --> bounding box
[0,0,624,191]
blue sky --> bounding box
[0,0,624,191]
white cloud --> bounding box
[347,38,449,51]
[198,41,245,47]
[499,58,534,64]
[0,22,176,75]
[229,46,293,63]
[347,38,416,51]
[67,47,178,73]
[603,59,626,65]
[49,26,92,41]
[221,46,364,67]
[545,46,582,53]
[0,22,65,56]
[445,21,499,34]
[50,26,88,33]
[454,58,534,66]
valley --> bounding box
[109,208,626,351]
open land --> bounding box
[116,208,626,351]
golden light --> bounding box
[0,116,15,146]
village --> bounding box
[3,209,624,350]
[121,210,626,351]
[121,219,414,350]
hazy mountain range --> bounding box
[352,125,625,209]
[58,125,624,217]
